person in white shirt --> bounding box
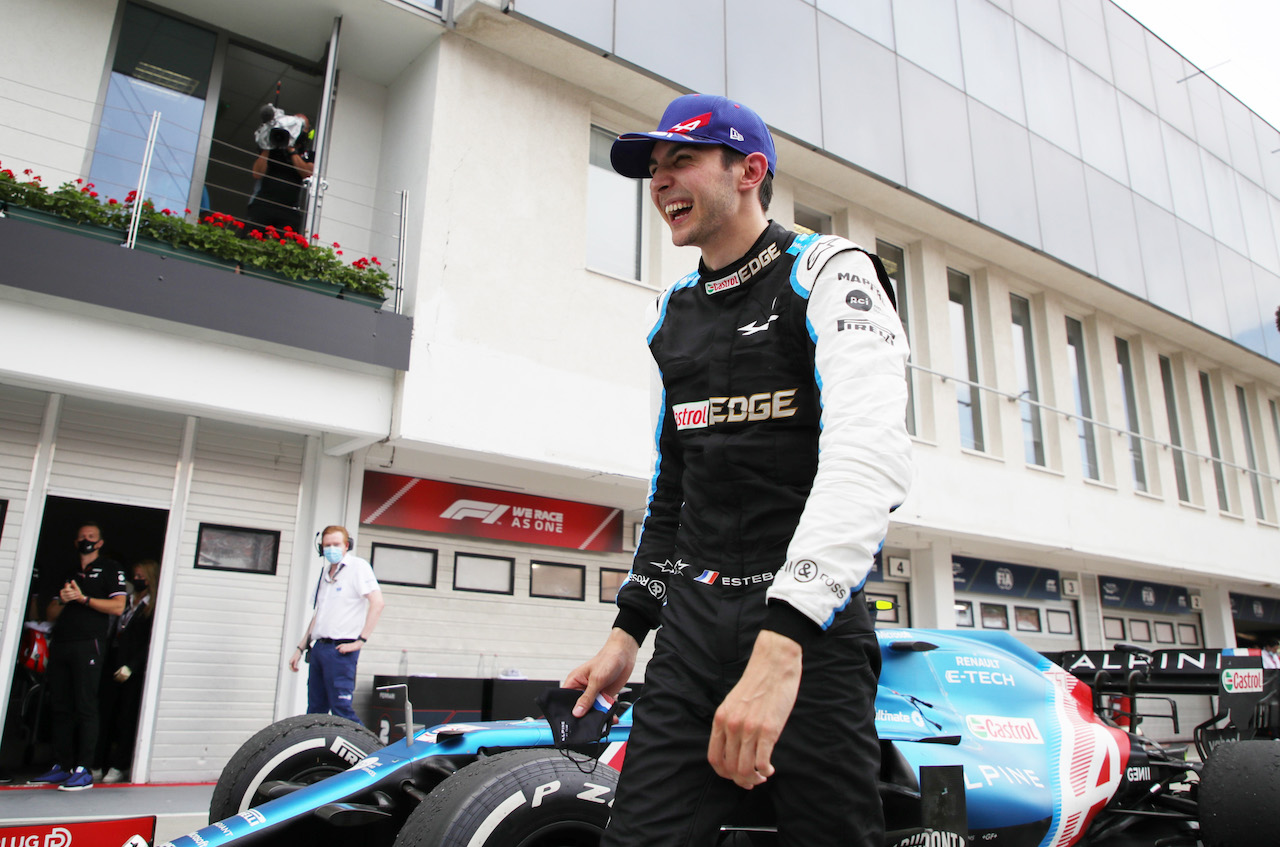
[288,525,384,722]
[1262,637,1280,670]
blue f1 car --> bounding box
[157,630,1280,847]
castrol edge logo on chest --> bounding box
[673,389,797,430]
[704,242,782,295]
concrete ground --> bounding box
[0,781,212,844]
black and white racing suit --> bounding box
[604,222,912,847]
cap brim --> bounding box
[609,131,723,179]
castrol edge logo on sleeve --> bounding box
[673,390,797,430]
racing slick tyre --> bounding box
[392,748,617,847]
[1199,739,1280,847]
[209,713,381,822]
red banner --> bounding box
[0,816,155,845]
[360,472,623,552]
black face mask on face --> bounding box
[130,578,148,592]
[76,539,98,555]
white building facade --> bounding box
[1,0,1278,782]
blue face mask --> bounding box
[323,545,345,564]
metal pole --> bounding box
[305,16,342,238]
[126,110,161,249]
[395,189,408,314]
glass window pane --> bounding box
[1177,622,1199,645]
[454,553,514,595]
[867,593,899,624]
[1014,606,1041,632]
[878,240,913,436]
[1200,372,1230,511]
[1160,356,1190,501]
[1103,616,1125,640]
[955,600,975,627]
[1236,386,1266,520]
[1065,317,1099,479]
[600,568,628,603]
[1115,338,1146,491]
[981,603,1009,629]
[587,126,642,280]
[1154,621,1176,644]
[371,543,436,588]
[89,3,216,215]
[1010,294,1044,465]
[1130,619,1151,642]
[1047,609,1074,635]
[530,561,585,600]
[949,269,984,451]
[793,204,831,235]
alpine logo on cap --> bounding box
[667,112,712,134]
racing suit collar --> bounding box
[697,221,796,294]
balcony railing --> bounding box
[0,72,408,312]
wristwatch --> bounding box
[357,636,368,643]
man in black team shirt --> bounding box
[564,94,912,846]
[30,522,127,791]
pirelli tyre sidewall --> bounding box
[209,714,381,823]
[393,749,617,847]
[1199,739,1280,847]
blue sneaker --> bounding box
[29,764,69,785]
[57,766,93,791]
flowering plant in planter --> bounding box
[0,161,391,300]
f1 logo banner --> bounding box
[361,471,624,552]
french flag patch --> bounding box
[694,570,720,585]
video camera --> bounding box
[255,105,310,151]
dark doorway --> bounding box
[1,496,168,777]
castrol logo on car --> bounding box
[966,714,1044,744]
[1222,667,1265,693]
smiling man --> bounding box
[564,94,913,846]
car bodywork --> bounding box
[157,629,1257,847]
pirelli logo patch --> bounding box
[837,318,895,344]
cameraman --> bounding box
[246,112,314,235]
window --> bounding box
[1130,619,1151,642]
[1154,621,1176,644]
[1014,606,1042,632]
[1236,386,1266,520]
[1160,356,1190,502]
[371,543,437,588]
[949,269,983,451]
[599,568,628,603]
[89,3,217,214]
[1010,294,1044,465]
[1115,338,1146,491]
[1271,400,1280,459]
[1177,622,1199,645]
[453,553,514,595]
[878,240,913,436]
[867,593,900,624]
[1200,372,1231,512]
[530,561,585,601]
[1046,609,1074,635]
[587,125,643,280]
[1065,317,1099,479]
[793,204,832,235]
[194,523,279,574]
[981,603,1009,629]
[1103,616,1126,640]
[955,600,975,627]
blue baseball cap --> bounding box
[610,94,777,179]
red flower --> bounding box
[89,191,98,198]
[331,242,340,248]
[185,208,191,214]
[108,198,118,205]
[372,257,381,265]
[161,208,171,215]
[75,178,83,184]
[311,233,319,240]
[23,169,32,175]
[250,230,263,240]
[336,250,343,256]
[280,238,289,245]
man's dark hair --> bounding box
[78,521,103,535]
[721,148,773,212]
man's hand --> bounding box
[60,580,84,605]
[289,648,303,672]
[563,628,639,719]
[708,630,803,789]
[114,665,132,683]
[337,641,362,654]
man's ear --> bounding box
[739,151,769,195]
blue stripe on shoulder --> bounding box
[788,233,820,299]
[647,272,700,344]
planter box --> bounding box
[134,237,240,272]
[1,205,125,245]
[339,288,387,308]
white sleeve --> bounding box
[766,247,913,629]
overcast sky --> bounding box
[1111,0,1280,131]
